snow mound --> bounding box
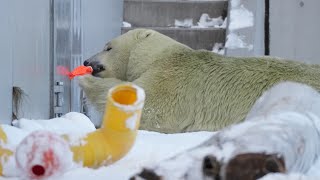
[174,18,193,28]
[122,21,131,28]
[212,43,225,55]
[197,14,224,28]
[12,112,96,135]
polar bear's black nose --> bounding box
[83,60,89,66]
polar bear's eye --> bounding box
[104,47,112,51]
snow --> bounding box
[231,0,241,8]
[142,111,318,179]
[196,14,224,28]
[221,17,228,28]
[229,5,254,30]
[225,33,253,50]
[174,14,227,53]
[2,83,320,179]
[225,82,320,173]
[58,131,213,180]
[179,1,254,52]
[225,0,254,50]
[1,125,28,146]
[1,155,16,178]
[173,14,226,29]
[64,132,88,147]
[246,81,320,120]
[174,18,193,28]
[260,173,318,180]
[12,112,95,135]
[128,82,320,180]
[0,125,28,177]
[122,21,131,28]
[125,113,138,130]
[307,158,320,176]
[212,42,225,55]
[0,130,213,180]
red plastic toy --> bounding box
[57,65,93,79]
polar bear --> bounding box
[79,28,320,133]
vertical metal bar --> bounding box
[70,0,83,112]
[50,0,55,118]
[264,0,270,55]
[52,0,83,117]
[53,0,72,116]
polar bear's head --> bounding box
[83,28,189,81]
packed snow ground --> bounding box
[1,111,320,180]
[3,82,320,180]
[1,116,213,179]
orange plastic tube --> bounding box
[65,83,145,167]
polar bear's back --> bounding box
[136,50,320,133]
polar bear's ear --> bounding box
[137,30,154,39]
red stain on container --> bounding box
[15,131,73,179]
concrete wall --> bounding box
[82,0,123,58]
[13,0,51,119]
[0,0,123,124]
[0,0,51,121]
[270,0,320,64]
[82,0,123,126]
[0,0,14,123]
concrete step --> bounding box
[121,27,226,50]
[123,0,228,27]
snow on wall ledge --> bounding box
[225,0,254,51]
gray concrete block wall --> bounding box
[82,0,124,58]
[123,0,228,50]
[82,0,123,127]
[122,27,226,50]
[270,0,320,64]
[124,0,228,27]
[0,0,51,121]
[0,0,13,123]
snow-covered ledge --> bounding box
[225,0,265,57]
